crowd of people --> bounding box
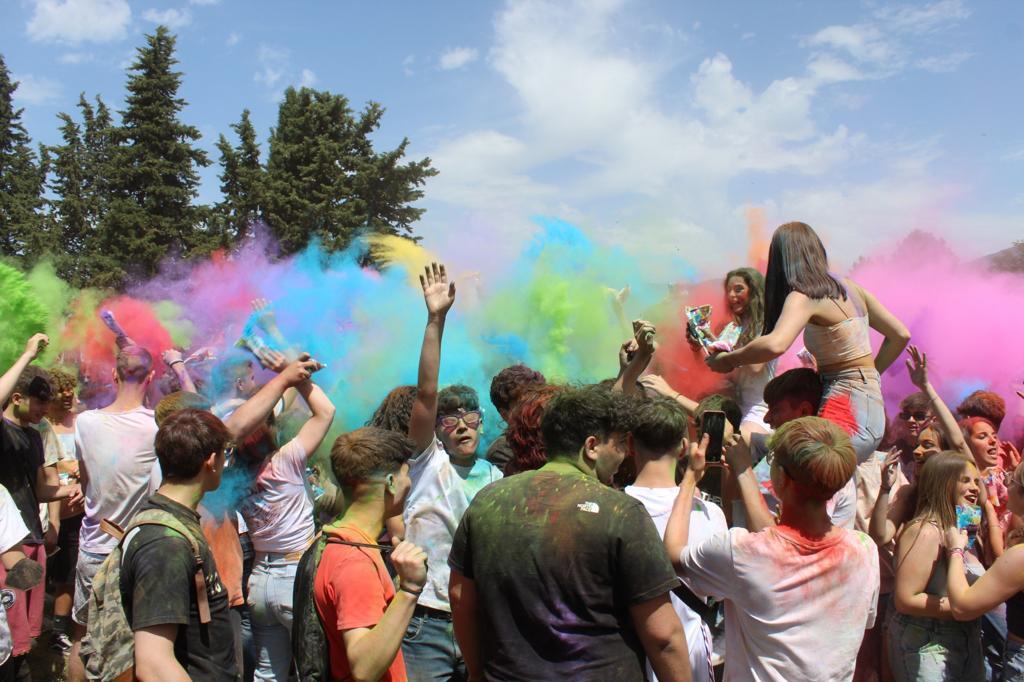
[0,220,1021,681]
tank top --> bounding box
[802,279,872,366]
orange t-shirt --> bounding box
[314,525,406,682]
[199,506,244,608]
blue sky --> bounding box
[2,0,1021,278]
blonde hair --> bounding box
[912,450,974,530]
[768,416,856,502]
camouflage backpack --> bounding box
[80,509,211,682]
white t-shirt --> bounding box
[75,407,160,554]
[238,438,314,555]
[625,485,727,682]
[681,524,879,682]
[0,484,28,666]
[404,439,502,611]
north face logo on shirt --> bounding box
[576,501,600,514]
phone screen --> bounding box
[700,410,726,464]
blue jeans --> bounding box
[887,609,984,682]
[820,367,885,465]
[1003,638,1024,681]
[401,608,467,682]
[247,554,297,681]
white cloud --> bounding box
[299,68,317,87]
[873,0,970,35]
[142,7,193,29]
[59,51,94,64]
[12,73,62,105]
[439,46,479,70]
[1002,147,1024,162]
[402,54,416,76]
[226,32,241,47]
[254,45,288,88]
[807,24,899,70]
[26,0,131,45]
[915,51,973,73]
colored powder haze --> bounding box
[3,218,1023,452]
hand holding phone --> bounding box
[700,410,727,464]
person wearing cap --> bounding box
[0,334,83,677]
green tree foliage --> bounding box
[216,109,265,243]
[97,26,210,288]
[264,88,437,256]
[0,56,48,263]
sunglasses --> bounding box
[436,410,482,433]
[899,411,930,422]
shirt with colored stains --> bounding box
[119,493,238,682]
[404,438,502,611]
[448,462,679,682]
[681,524,879,682]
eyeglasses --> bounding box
[436,410,482,434]
[899,411,930,422]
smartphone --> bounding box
[700,410,726,464]
[956,504,981,551]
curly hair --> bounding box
[438,384,479,415]
[957,390,1006,431]
[505,384,565,474]
[367,385,418,434]
[330,427,417,487]
[155,391,213,427]
[540,384,637,461]
[489,364,546,416]
[46,368,78,395]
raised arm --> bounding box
[0,334,48,407]
[869,449,905,546]
[292,380,336,460]
[723,434,776,531]
[614,321,656,396]
[224,356,322,441]
[162,349,197,394]
[904,346,969,457]
[852,282,910,374]
[408,263,456,453]
[706,292,814,373]
[637,375,700,416]
[664,435,708,570]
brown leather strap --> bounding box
[99,518,125,541]
[193,567,211,624]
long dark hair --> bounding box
[763,222,846,334]
[724,267,765,347]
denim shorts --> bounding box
[1004,638,1024,681]
[887,609,984,682]
[819,367,885,465]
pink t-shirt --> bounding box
[681,524,879,682]
[238,439,314,554]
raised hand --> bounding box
[162,348,184,367]
[685,433,711,481]
[722,433,753,473]
[254,348,289,373]
[420,262,456,317]
[705,351,734,374]
[24,333,49,360]
[905,345,929,390]
[881,447,901,492]
[279,353,324,386]
[632,319,657,355]
[637,374,673,397]
[618,338,639,371]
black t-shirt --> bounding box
[448,462,680,682]
[119,493,238,681]
[0,418,44,542]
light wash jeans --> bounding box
[819,367,886,465]
[247,554,297,681]
[887,609,985,682]
[401,609,467,682]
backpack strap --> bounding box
[107,510,212,625]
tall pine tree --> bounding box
[216,109,265,242]
[48,112,89,284]
[264,88,436,256]
[99,26,209,288]
[0,55,48,263]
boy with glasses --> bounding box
[402,263,502,681]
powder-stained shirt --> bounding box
[0,418,44,542]
[238,438,314,555]
[76,407,160,554]
[681,524,879,682]
[404,439,502,611]
[120,494,238,681]
[448,463,680,682]
[0,484,29,666]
